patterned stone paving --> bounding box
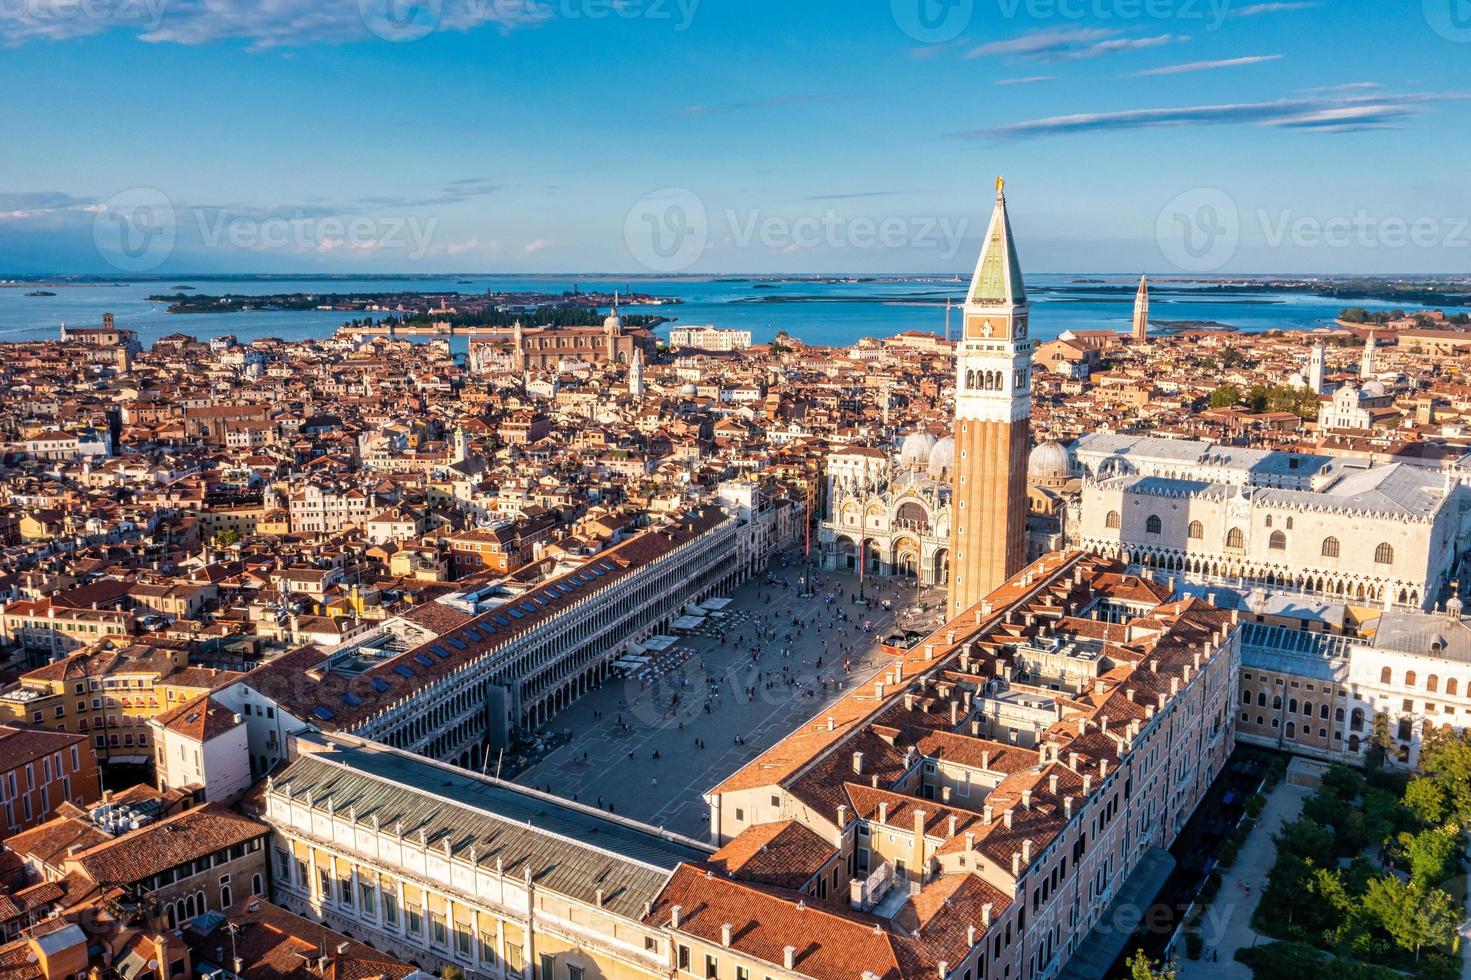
[516,556,943,841]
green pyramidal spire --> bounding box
[968,177,1027,307]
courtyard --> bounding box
[515,553,944,841]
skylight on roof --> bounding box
[447,637,467,651]
[341,692,363,707]
[414,653,435,668]
[311,706,336,721]
[394,665,415,678]
[371,678,390,692]
[508,608,524,619]
[463,627,481,641]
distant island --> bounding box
[24,290,55,297]
[145,287,682,317]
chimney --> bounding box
[1012,852,1021,876]
[1083,774,1092,794]
[1048,774,1058,795]
[878,802,889,824]
[938,962,948,979]
[1064,797,1073,818]
[595,888,605,907]
[948,814,958,837]
[950,702,959,725]
[837,804,849,827]
[967,925,977,946]
[983,804,993,823]
[671,905,683,928]
[827,715,836,732]
[721,923,733,947]
[784,947,797,970]
[1003,810,1013,829]
[1022,839,1033,863]
[1021,789,1031,810]
[875,681,886,699]
[982,903,994,927]
[905,693,915,711]
[981,750,990,769]
[1069,751,1079,770]
[914,808,927,839]
[853,751,864,775]
[1100,759,1109,778]
[965,831,976,852]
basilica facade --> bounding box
[817,434,954,586]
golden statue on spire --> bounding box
[996,175,1005,197]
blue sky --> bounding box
[2,0,1469,275]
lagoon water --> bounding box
[0,274,1458,350]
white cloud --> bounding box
[0,0,543,49]
[523,238,553,254]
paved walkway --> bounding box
[1179,782,1310,978]
[515,561,940,840]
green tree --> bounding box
[1418,727,1471,826]
[1397,826,1460,888]
[213,528,242,548]
[1402,776,1448,827]
[1209,384,1241,409]
[1361,876,1461,961]
[441,967,466,980]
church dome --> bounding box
[1363,380,1388,397]
[899,431,938,468]
[680,382,698,396]
[1029,440,1075,481]
[604,310,623,332]
[927,436,955,478]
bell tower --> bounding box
[949,177,1033,616]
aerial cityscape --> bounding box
[3,3,1471,980]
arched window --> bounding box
[1285,721,1296,738]
[1380,666,1392,684]
[1106,511,1121,529]
[1257,692,1267,707]
[1448,678,1459,697]
[1335,707,1344,722]
[1272,695,1282,710]
[1320,704,1330,720]
[1322,537,1340,558]
[1241,690,1251,704]
[1406,671,1417,688]
[1428,675,1439,693]
[1375,543,1394,565]
[965,369,975,389]
[220,884,232,909]
[1226,528,1244,549]
[1188,521,1204,540]
[1269,531,1287,550]
[1348,734,1361,753]
[1351,708,1364,732]
[1288,698,1298,713]
[1146,515,1162,535]
[1265,515,1273,528]
[253,873,264,896]
[1302,701,1313,717]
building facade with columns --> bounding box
[817,435,954,586]
[1073,433,1471,611]
[469,309,657,374]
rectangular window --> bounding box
[407,907,422,935]
[705,954,719,979]
[383,890,399,927]
[359,881,376,917]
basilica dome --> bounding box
[1028,440,1075,482]
[927,436,955,479]
[899,431,938,469]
